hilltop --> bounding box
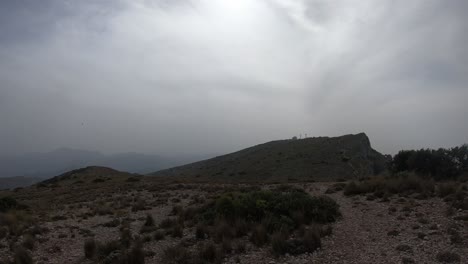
[151,133,387,182]
[38,166,140,186]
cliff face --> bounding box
[151,133,387,182]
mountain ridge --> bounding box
[150,133,387,182]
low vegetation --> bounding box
[344,172,467,205]
[391,145,468,180]
[83,230,145,264]
[162,187,340,263]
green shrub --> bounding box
[13,246,33,264]
[0,197,19,212]
[200,190,340,228]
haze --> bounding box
[1,0,467,158]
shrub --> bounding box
[391,145,468,179]
[13,246,33,264]
[121,228,133,248]
[271,231,289,255]
[200,190,340,227]
[213,220,234,243]
[126,241,145,264]
[0,227,7,239]
[438,183,458,197]
[301,227,321,253]
[198,242,221,263]
[0,197,22,212]
[171,224,183,238]
[436,251,461,263]
[396,244,413,253]
[97,240,121,258]
[250,224,268,246]
[103,219,120,228]
[221,238,232,254]
[21,234,35,250]
[344,173,435,197]
[84,238,97,259]
[163,244,191,264]
[153,230,165,241]
[195,224,209,240]
[159,218,177,229]
[325,183,347,194]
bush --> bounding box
[271,231,289,255]
[163,244,191,264]
[200,190,340,228]
[0,227,7,239]
[301,227,321,253]
[13,246,33,264]
[436,251,461,263]
[153,230,165,241]
[198,242,221,263]
[21,235,35,250]
[97,240,121,258]
[171,224,183,238]
[391,145,468,180]
[121,228,133,248]
[213,220,234,243]
[344,173,435,197]
[126,241,145,264]
[250,224,268,246]
[103,219,120,228]
[195,224,209,240]
[0,197,19,212]
[438,183,459,197]
[159,218,177,229]
[84,238,97,259]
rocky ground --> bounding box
[0,182,467,264]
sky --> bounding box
[0,0,467,157]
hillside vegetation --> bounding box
[151,133,387,182]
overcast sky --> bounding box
[0,0,467,157]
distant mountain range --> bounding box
[0,148,212,189]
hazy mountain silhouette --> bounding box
[0,148,212,188]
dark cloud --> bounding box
[0,0,467,157]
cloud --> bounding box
[0,0,467,156]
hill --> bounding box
[0,148,211,188]
[38,166,139,186]
[150,133,387,182]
